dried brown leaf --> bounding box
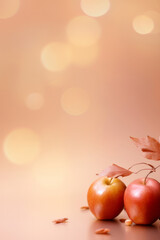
[95,228,110,234]
[80,206,89,210]
[130,136,160,160]
[98,164,133,178]
[119,218,126,223]
[52,218,68,224]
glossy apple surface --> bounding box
[124,178,160,225]
[87,177,126,220]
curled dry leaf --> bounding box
[52,218,68,224]
[98,164,133,178]
[130,136,160,160]
[119,218,126,223]
[80,206,89,210]
[95,228,110,234]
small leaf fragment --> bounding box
[98,164,133,178]
[52,218,68,224]
[125,219,133,226]
[130,136,160,160]
[80,206,89,210]
[95,228,110,234]
[119,218,126,223]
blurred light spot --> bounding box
[144,11,160,34]
[47,73,68,87]
[0,0,20,19]
[81,0,110,17]
[71,44,99,67]
[25,92,44,110]
[133,15,154,34]
[41,42,72,72]
[61,87,90,116]
[66,16,101,46]
[4,128,40,165]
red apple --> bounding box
[87,177,126,220]
[124,178,160,225]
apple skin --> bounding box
[87,177,126,220]
[124,178,160,225]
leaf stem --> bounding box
[134,168,153,174]
[128,162,154,170]
[155,164,160,170]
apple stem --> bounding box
[144,170,154,185]
[128,162,158,183]
[109,178,113,184]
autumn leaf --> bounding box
[80,206,89,210]
[95,228,110,234]
[119,218,126,223]
[52,218,68,224]
[97,164,133,178]
[130,136,160,160]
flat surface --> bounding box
[1,192,160,240]
[51,210,160,240]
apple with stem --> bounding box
[124,174,160,225]
[87,176,126,220]
[87,136,160,224]
[124,136,160,224]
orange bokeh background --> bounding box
[0,0,160,239]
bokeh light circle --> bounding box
[61,87,90,116]
[3,128,40,165]
[132,15,154,35]
[41,42,72,72]
[144,11,160,34]
[0,0,20,19]
[66,16,102,46]
[81,0,110,17]
[71,44,99,67]
[25,93,44,110]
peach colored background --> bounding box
[0,0,160,239]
